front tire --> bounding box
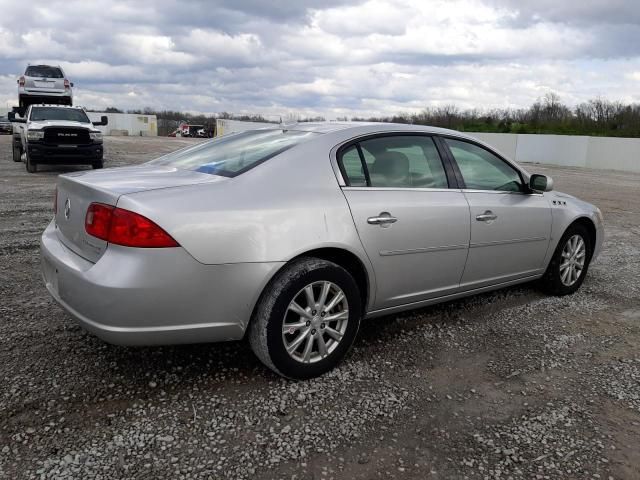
[249,257,362,379]
[25,150,37,173]
[92,160,104,169]
[540,223,592,296]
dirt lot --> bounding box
[0,134,639,479]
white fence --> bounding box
[469,132,640,173]
[87,112,157,136]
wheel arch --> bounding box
[289,247,371,312]
[247,246,373,338]
[568,216,597,259]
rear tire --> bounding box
[539,223,592,296]
[92,160,104,169]
[249,257,362,379]
[12,143,21,162]
[25,151,37,173]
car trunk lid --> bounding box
[55,165,225,263]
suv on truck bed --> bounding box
[10,105,107,173]
[18,64,73,108]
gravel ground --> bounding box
[0,135,639,479]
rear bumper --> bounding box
[40,220,283,346]
[28,143,103,163]
[20,91,72,100]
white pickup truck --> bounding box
[10,105,107,173]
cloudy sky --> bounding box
[1,0,639,118]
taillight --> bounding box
[85,203,114,241]
[18,76,25,86]
[85,203,179,248]
[64,79,70,89]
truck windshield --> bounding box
[30,107,90,123]
[25,66,64,78]
[149,129,319,177]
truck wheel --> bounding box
[92,161,104,169]
[12,143,21,162]
[25,152,37,173]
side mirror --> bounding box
[8,112,26,123]
[529,174,553,192]
[70,82,74,87]
[93,116,108,126]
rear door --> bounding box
[441,137,552,289]
[338,134,470,310]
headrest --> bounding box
[370,151,410,178]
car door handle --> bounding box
[476,211,497,222]
[367,213,398,225]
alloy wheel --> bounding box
[559,234,586,286]
[282,281,349,364]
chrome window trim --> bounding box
[462,189,543,196]
[329,129,455,188]
[342,186,461,193]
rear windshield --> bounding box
[25,66,64,78]
[30,107,89,123]
[149,129,318,177]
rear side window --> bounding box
[339,135,449,188]
[444,138,524,192]
[25,66,64,78]
[149,129,318,177]
[340,146,367,187]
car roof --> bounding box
[30,105,83,109]
[275,121,477,139]
[26,64,62,69]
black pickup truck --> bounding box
[10,105,107,173]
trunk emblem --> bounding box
[64,198,71,220]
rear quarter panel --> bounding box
[116,138,374,273]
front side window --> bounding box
[149,129,318,177]
[444,138,524,192]
[29,107,89,123]
[339,135,449,188]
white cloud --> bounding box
[0,0,639,118]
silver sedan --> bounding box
[41,123,604,379]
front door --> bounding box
[338,134,470,310]
[442,137,552,289]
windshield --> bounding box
[25,66,64,78]
[149,129,319,177]
[30,107,90,123]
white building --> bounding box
[87,112,157,136]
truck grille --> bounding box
[44,128,91,145]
